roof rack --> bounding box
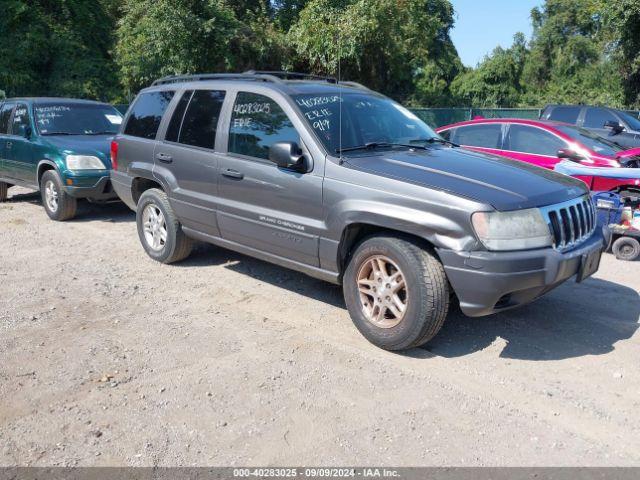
[151,71,369,90]
[151,73,284,86]
[243,70,338,83]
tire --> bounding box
[40,170,77,221]
[343,234,450,351]
[612,236,640,261]
[0,182,7,202]
[136,188,193,264]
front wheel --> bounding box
[136,188,193,264]
[40,170,77,221]
[343,235,450,351]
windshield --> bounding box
[34,103,123,135]
[617,111,640,131]
[292,92,439,153]
[556,125,624,156]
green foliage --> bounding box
[0,0,119,100]
[288,0,461,104]
[1,0,640,109]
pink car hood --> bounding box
[616,147,640,159]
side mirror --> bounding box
[268,142,310,173]
[557,148,584,163]
[604,120,624,134]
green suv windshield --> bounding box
[34,103,123,136]
[292,92,439,153]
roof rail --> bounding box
[244,70,338,83]
[151,73,284,86]
[150,71,370,90]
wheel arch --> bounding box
[131,177,164,205]
[36,160,59,185]
[336,223,441,279]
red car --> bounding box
[436,118,640,195]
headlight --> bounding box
[65,155,106,170]
[472,208,552,251]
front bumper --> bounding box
[62,174,117,200]
[437,228,606,317]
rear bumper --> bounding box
[437,228,606,317]
[110,170,136,210]
[62,175,117,200]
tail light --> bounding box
[110,140,119,171]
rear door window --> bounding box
[11,103,31,136]
[170,90,226,149]
[451,124,502,148]
[546,106,580,124]
[583,108,618,129]
[228,92,299,160]
[0,103,15,134]
[505,125,567,156]
[124,91,174,139]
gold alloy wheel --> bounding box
[356,255,408,329]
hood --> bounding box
[42,134,114,168]
[344,146,588,211]
[616,147,640,159]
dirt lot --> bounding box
[1,187,639,467]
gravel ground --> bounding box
[1,187,639,467]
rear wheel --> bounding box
[40,170,77,221]
[136,188,193,264]
[343,235,450,351]
[0,182,7,202]
[612,236,640,261]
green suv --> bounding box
[0,98,123,220]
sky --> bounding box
[450,0,543,67]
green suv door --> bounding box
[6,102,35,181]
[0,102,15,179]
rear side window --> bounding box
[228,92,299,160]
[124,91,174,139]
[583,108,618,129]
[165,91,192,143]
[11,103,31,136]
[547,106,580,124]
[505,125,567,156]
[452,124,502,148]
[0,103,14,134]
[174,90,225,149]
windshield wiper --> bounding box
[336,142,428,154]
[410,137,459,148]
[41,132,77,136]
[84,131,117,135]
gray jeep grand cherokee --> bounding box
[111,71,605,351]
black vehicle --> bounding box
[541,104,640,149]
[111,72,605,351]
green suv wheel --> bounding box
[40,170,77,221]
[343,235,450,351]
[136,188,194,264]
[0,182,8,202]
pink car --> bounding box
[436,118,640,195]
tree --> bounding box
[0,0,119,100]
[115,0,289,97]
[288,0,461,104]
[603,0,640,106]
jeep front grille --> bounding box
[540,196,596,251]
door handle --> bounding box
[5,141,12,149]
[222,168,244,180]
[156,152,173,163]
